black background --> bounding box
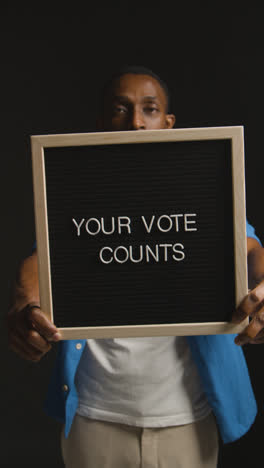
[2,4,264,467]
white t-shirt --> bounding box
[75,336,211,427]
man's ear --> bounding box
[165,114,176,129]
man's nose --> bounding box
[131,109,145,130]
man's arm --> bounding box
[8,251,61,361]
[232,237,264,345]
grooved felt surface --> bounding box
[44,139,235,328]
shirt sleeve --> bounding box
[246,219,261,244]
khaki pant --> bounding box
[61,412,219,468]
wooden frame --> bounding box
[31,126,248,339]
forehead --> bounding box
[108,73,167,105]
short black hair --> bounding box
[102,65,171,112]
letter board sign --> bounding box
[31,127,248,339]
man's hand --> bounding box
[232,281,264,345]
[232,237,264,346]
[8,251,62,362]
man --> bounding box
[8,66,264,468]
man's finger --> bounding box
[245,325,264,344]
[9,332,46,362]
[9,306,60,345]
[9,326,51,354]
[26,329,52,353]
[235,307,264,345]
[232,287,264,323]
[27,307,61,342]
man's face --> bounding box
[101,73,175,131]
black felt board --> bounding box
[44,139,234,328]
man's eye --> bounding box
[114,106,127,114]
[144,107,159,113]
